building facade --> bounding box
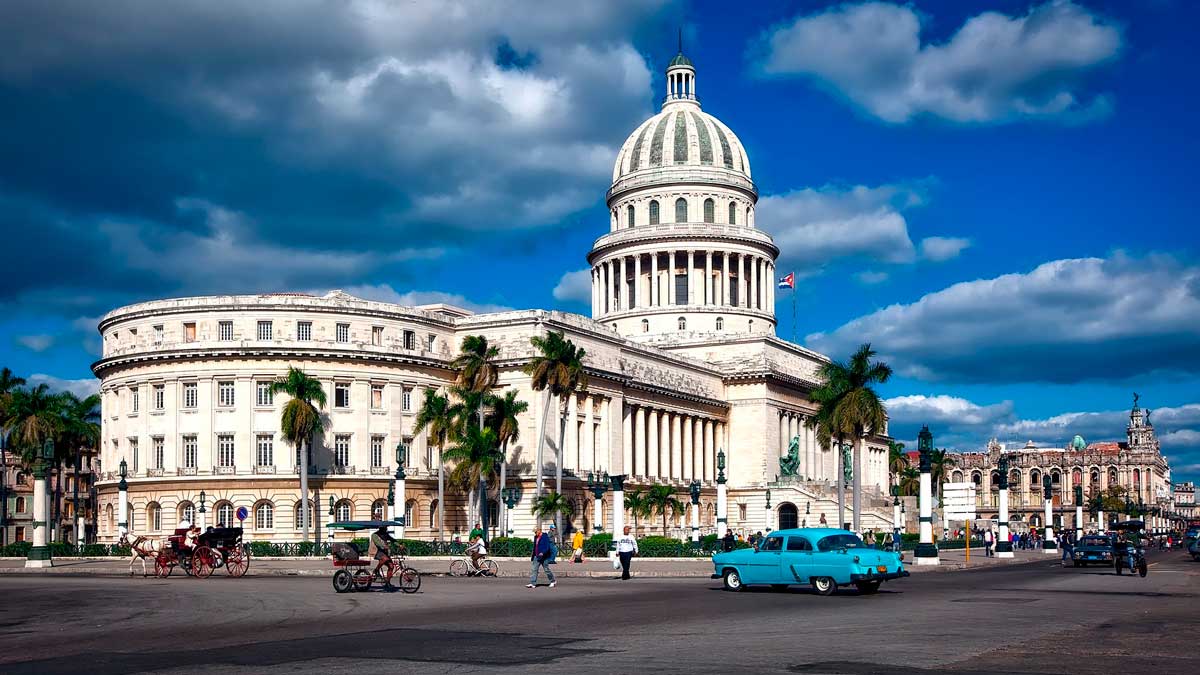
[92,49,895,543]
[938,398,1172,531]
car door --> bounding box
[743,535,785,584]
[783,535,815,583]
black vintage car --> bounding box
[1071,534,1115,567]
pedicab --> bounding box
[327,520,421,593]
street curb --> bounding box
[0,567,716,579]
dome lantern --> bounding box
[665,31,697,106]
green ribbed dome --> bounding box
[1071,434,1087,451]
[668,52,693,68]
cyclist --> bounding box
[466,534,487,573]
[369,526,396,579]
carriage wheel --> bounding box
[181,555,194,577]
[479,560,499,577]
[154,553,173,578]
[449,559,468,577]
[225,545,250,578]
[353,569,373,591]
[192,546,216,578]
[398,567,421,594]
[332,569,354,593]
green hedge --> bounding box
[490,537,533,557]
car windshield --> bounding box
[1080,537,1110,547]
[816,534,867,552]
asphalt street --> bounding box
[0,549,1196,675]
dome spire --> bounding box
[664,31,697,107]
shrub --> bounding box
[584,533,612,556]
[636,536,687,557]
[490,537,533,557]
[1,541,32,557]
[249,541,278,557]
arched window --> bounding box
[677,317,686,330]
[487,500,500,530]
[728,202,737,224]
[971,472,982,486]
[746,206,752,225]
[1108,468,1118,485]
[105,504,114,532]
[951,470,963,483]
[649,200,660,225]
[626,205,635,228]
[255,501,274,530]
[336,500,352,522]
[675,197,688,223]
[641,319,649,333]
[778,503,799,529]
[294,501,314,530]
[715,317,724,331]
[372,499,386,521]
[1009,469,1021,486]
[405,499,417,527]
[147,503,163,532]
[990,472,1001,490]
[1090,468,1100,486]
[748,319,754,332]
[16,497,26,513]
[429,499,440,529]
[703,198,715,223]
[216,502,234,527]
[179,501,196,525]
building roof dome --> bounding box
[1071,434,1087,451]
[611,50,751,182]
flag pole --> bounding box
[792,286,797,344]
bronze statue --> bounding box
[779,436,800,477]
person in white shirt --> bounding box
[615,525,638,580]
[466,535,487,572]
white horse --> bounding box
[118,530,162,577]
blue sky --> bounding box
[1,1,1197,482]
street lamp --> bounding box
[501,486,520,536]
[689,479,701,546]
[25,439,54,567]
[764,487,772,534]
[198,490,207,530]
[914,426,938,565]
[1074,485,1084,540]
[587,472,608,534]
[1041,474,1057,554]
[392,441,408,537]
[715,449,729,539]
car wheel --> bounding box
[722,569,743,592]
[812,576,837,596]
[854,581,881,595]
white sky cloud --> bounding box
[27,373,100,399]
[16,334,54,352]
[758,1,1121,124]
[552,269,592,304]
[920,236,970,262]
[336,284,514,315]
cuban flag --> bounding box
[778,272,795,289]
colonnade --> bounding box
[560,393,613,476]
[592,249,774,315]
[622,403,723,483]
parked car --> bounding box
[1188,534,1200,562]
[711,528,908,595]
[1071,534,1115,567]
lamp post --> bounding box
[914,426,939,565]
[716,449,728,540]
[1074,485,1084,540]
[327,495,336,542]
[501,486,520,536]
[995,454,1013,558]
[764,487,773,533]
[1042,474,1057,554]
[197,490,207,530]
[117,458,129,539]
[689,479,701,546]
[587,472,608,535]
[26,439,55,568]
[73,449,85,547]
[393,442,408,538]
[609,474,626,538]
[891,486,902,553]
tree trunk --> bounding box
[852,435,863,534]
[836,439,845,530]
[299,438,310,545]
[535,390,551,498]
[499,442,508,535]
[437,443,445,542]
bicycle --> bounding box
[448,556,499,578]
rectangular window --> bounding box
[297,321,312,341]
[334,434,350,467]
[371,326,383,346]
[402,387,412,412]
[153,437,165,469]
[153,384,165,411]
[182,436,198,469]
[427,334,436,351]
[675,274,689,302]
[403,330,415,350]
[183,322,196,342]
[130,438,139,473]
[218,321,234,341]
[217,380,235,407]
[153,324,164,344]
[371,384,384,409]
[336,323,349,343]
[256,435,274,467]
[257,320,273,341]
[335,383,350,408]
[182,382,197,409]
[131,387,139,414]
[256,381,274,407]
[217,434,235,468]
[371,435,384,468]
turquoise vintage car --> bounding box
[711,528,908,595]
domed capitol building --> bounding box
[92,50,898,542]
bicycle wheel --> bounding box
[449,559,468,577]
[332,569,354,593]
[480,559,499,577]
[399,567,421,593]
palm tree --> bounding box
[486,389,527,534]
[270,367,327,544]
[530,491,574,529]
[0,368,25,546]
[413,387,454,541]
[644,484,685,537]
[827,344,892,533]
[55,392,100,544]
[0,367,25,397]
[442,425,503,526]
[2,384,62,464]
[887,440,908,504]
[623,489,650,535]
[451,336,500,535]
[523,331,587,532]
[806,364,851,529]
[898,467,920,497]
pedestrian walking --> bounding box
[547,523,559,563]
[527,526,556,588]
[615,525,638,580]
[984,528,994,557]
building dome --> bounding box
[1071,434,1087,451]
[612,108,751,182]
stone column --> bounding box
[667,251,677,305]
[633,254,642,309]
[996,480,1013,558]
[650,252,659,307]
[693,419,704,483]
[767,261,775,311]
[619,256,629,311]
[749,256,758,310]
[621,403,632,476]
[682,417,693,481]
[634,406,646,477]
[686,250,695,305]
[647,409,660,479]
[582,396,595,473]
[690,491,701,543]
[705,251,713,305]
[721,252,730,305]
[610,475,626,542]
[738,254,746,307]
[1097,508,1105,531]
[1042,475,1057,554]
[1075,503,1084,540]
[778,412,787,457]
[670,413,682,480]
[26,458,52,568]
[915,435,939,565]
[394,467,407,539]
[704,420,714,482]
[565,393,578,472]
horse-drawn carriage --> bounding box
[155,526,250,578]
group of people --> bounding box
[526,524,641,587]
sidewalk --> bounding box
[0,547,1047,578]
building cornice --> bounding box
[587,223,778,264]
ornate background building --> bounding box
[92,49,895,543]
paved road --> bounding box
[0,550,1196,674]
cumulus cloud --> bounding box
[16,334,54,352]
[855,270,889,285]
[757,1,1121,123]
[336,284,514,314]
[552,269,593,304]
[27,373,100,399]
[808,252,1200,383]
[919,236,970,262]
